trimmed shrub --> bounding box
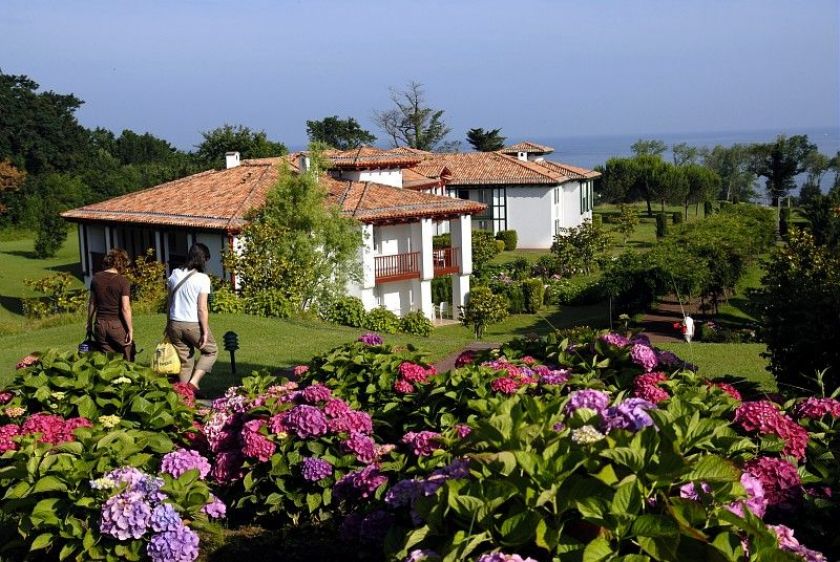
[495,230,518,250]
[364,306,400,333]
[655,213,668,238]
[459,285,508,338]
[672,211,683,225]
[522,278,544,313]
[719,200,733,211]
[534,254,558,277]
[399,310,433,336]
[324,295,366,327]
[591,214,603,228]
[472,231,501,271]
[210,284,244,314]
[494,240,505,253]
[243,288,295,318]
[780,206,791,237]
[432,233,451,249]
[704,200,714,216]
[501,282,524,313]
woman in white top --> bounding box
[166,243,217,390]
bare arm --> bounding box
[121,295,133,344]
[197,292,210,348]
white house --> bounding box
[61,149,485,320]
[393,142,600,249]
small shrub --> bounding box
[124,248,167,313]
[591,214,603,228]
[719,200,732,211]
[210,284,243,313]
[495,230,518,250]
[704,200,714,216]
[501,283,524,313]
[22,273,86,319]
[672,211,683,225]
[243,288,295,318]
[325,295,366,327]
[364,306,400,334]
[534,254,558,277]
[459,285,508,338]
[655,213,668,238]
[471,231,501,271]
[495,239,505,253]
[399,310,433,336]
[522,278,544,313]
[432,233,451,249]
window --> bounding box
[554,186,560,205]
[554,219,561,235]
[469,187,507,233]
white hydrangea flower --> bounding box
[571,425,606,444]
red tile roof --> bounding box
[62,158,484,231]
[500,141,555,154]
[537,159,601,180]
[326,146,422,169]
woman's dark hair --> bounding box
[102,248,130,274]
[183,243,210,272]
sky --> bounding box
[1,0,838,150]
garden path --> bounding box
[638,297,696,343]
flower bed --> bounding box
[1,330,838,561]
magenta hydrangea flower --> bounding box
[160,449,211,480]
[630,344,658,372]
[301,384,332,404]
[20,412,67,444]
[147,523,200,562]
[399,362,434,383]
[394,379,414,394]
[478,553,539,562]
[565,389,610,414]
[334,465,388,500]
[795,397,840,420]
[0,391,14,404]
[328,410,373,434]
[300,457,333,482]
[0,424,20,453]
[402,431,442,456]
[540,369,570,385]
[744,457,801,508]
[240,419,276,462]
[285,405,328,438]
[600,332,630,347]
[454,350,476,367]
[323,398,352,418]
[211,450,244,484]
[100,491,152,540]
[734,401,809,459]
[268,411,288,434]
[455,424,472,438]
[490,377,521,394]
[358,332,383,345]
[342,432,378,464]
[202,495,227,519]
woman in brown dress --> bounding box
[86,248,134,360]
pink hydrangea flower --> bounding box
[633,372,669,403]
[795,397,840,420]
[393,379,414,394]
[454,350,476,368]
[0,424,20,453]
[292,365,310,377]
[490,377,520,395]
[402,431,442,457]
[328,410,373,434]
[734,401,809,459]
[171,383,196,408]
[239,419,276,462]
[630,344,658,372]
[0,391,14,405]
[744,457,801,508]
[708,381,742,401]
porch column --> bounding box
[412,218,434,320]
[359,224,377,311]
[105,226,112,252]
[154,231,162,262]
[450,214,472,311]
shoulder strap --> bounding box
[165,270,198,327]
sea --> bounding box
[531,126,840,195]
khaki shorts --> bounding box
[166,321,218,379]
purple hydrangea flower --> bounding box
[402,431,442,456]
[342,432,378,464]
[727,473,767,519]
[100,491,152,540]
[301,384,332,404]
[478,553,539,562]
[385,479,421,507]
[630,344,658,372]
[147,524,200,562]
[334,465,388,500]
[300,457,333,482]
[202,495,227,519]
[679,481,711,501]
[360,510,395,544]
[540,369,570,385]
[406,549,440,562]
[656,350,682,368]
[601,332,630,347]
[286,405,329,438]
[602,398,657,432]
[358,332,384,345]
[328,410,373,434]
[160,449,211,480]
[565,389,610,415]
[150,502,182,532]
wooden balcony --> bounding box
[375,252,420,283]
[433,247,460,276]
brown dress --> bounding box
[90,271,133,360]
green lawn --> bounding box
[658,342,773,389]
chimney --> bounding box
[225,151,240,169]
[298,154,311,173]
[517,151,527,162]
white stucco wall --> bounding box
[506,186,554,249]
[340,168,403,188]
[375,224,415,255]
[376,279,415,316]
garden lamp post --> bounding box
[223,331,239,376]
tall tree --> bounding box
[748,134,817,205]
[373,81,452,151]
[656,164,688,212]
[0,160,26,219]
[701,144,756,202]
[631,139,667,157]
[195,124,287,168]
[466,128,506,152]
[632,155,669,216]
[0,72,88,174]
[305,116,376,150]
[597,157,637,203]
[672,142,699,165]
[682,163,720,218]
[113,129,178,165]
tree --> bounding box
[305,116,376,150]
[373,81,452,151]
[224,151,362,316]
[466,128,506,152]
[631,139,667,157]
[701,144,755,202]
[32,174,87,257]
[195,124,287,168]
[598,157,637,203]
[748,134,817,205]
[0,160,26,218]
[459,286,508,339]
[471,231,501,271]
[672,143,699,166]
[632,155,669,217]
[551,219,611,275]
[113,129,178,165]
[614,204,639,247]
[0,71,89,174]
[654,163,688,212]
[681,163,720,218]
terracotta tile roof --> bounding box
[401,162,451,191]
[326,146,422,169]
[500,141,555,154]
[386,147,434,156]
[62,158,484,231]
[538,159,601,179]
[415,152,566,186]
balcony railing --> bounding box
[375,252,420,283]
[433,247,460,276]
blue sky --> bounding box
[1,0,838,150]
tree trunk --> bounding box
[645,198,652,217]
